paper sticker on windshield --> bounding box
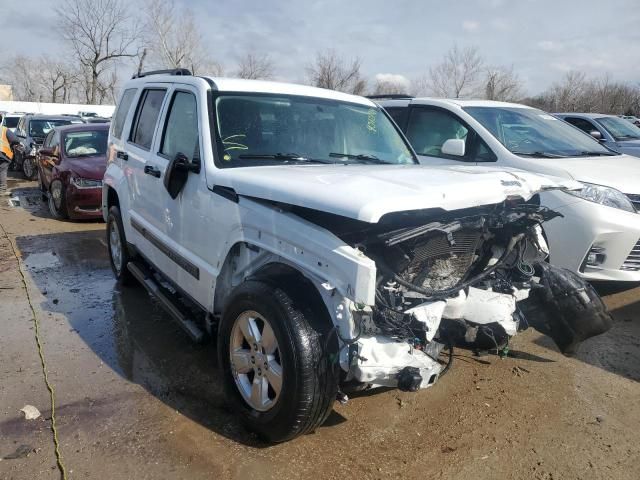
[538,114,558,120]
[367,108,377,133]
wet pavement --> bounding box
[1,177,640,480]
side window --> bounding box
[384,107,408,129]
[112,88,137,139]
[565,117,597,134]
[50,131,60,149]
[474,138,497,162]
[160,91,199,161]
[129,88,166,150]
[406,108,470,159]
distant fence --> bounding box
[0,100,115,118]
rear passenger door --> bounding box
[404,107,496,165]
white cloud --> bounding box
[537,40,562,51]
[462,20,480,32]
[490,18,511,31]
[374,73,411,90]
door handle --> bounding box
[116,151,128,160]
[144,165,161,178]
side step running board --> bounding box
[127,261,204,343]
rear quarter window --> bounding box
[111,88,137,140]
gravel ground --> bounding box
[1,175,639,480]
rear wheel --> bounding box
[219,280,338,442]
[22,157,37,180]
[38,171,47,202]
[107,205,135,285]
[48,180,68,219]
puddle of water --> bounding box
[23,251,61,269]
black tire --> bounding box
[38,170,47,202]
[48,180,68,219]
[106,205,135,285]
[218,280,338,442]
[22,156,37,180]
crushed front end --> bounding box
[335,199,612,392]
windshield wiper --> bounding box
[575,151,617,156]
[511,151,568,158]
[329,152,391,164]
[238,153,333,164]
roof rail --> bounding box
[132,68,192,79]
[366,94,414,100]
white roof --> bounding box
[126,73,374,107]
[206,77,374,106]
[410,97,535,109]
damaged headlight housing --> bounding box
[71,177,102,189]
[568,182,636,213]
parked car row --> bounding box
[0,112,111,179]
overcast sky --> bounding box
[3,0,640,95]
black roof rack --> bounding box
[132,68,192,79]
[366,94,414,100]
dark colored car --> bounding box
[555,112,640,158]
[14,115,82,179]
[36,123,109,220]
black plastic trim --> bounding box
[130,217,200,279]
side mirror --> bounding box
[163,152,200,199]
[38,147,53,157]
[441,138,466,157]
[589,130,603,141]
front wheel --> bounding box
[48,180,68,219]
[218,280,338,442]
[107,205,135,285]
[22,157,37,180]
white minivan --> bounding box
[378,98,640,283]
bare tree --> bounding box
[56,0,140,104]
[236,53,274,80]
[306,50,366,95]
[143,0,222,75]
[0,56,77,103]
[484,65,524,102]
[38,59,78,103]
[1,56,39,102]
[427,45,484,98]
[372,74,411,95]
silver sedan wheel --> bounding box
[230,310,283,412]
[109,220,123,275]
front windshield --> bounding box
[596,116,640,140]
[4,117,19,128]
[214,94,415,167]
[464,106,613,157]
[29,120,72,139]
[63,130,108,158]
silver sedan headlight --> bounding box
[568,182,636,213]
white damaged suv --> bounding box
[103,70,611,442]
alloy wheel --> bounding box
[230,310,283,412]
[109,220,123,275]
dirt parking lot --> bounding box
[1,175,640,480]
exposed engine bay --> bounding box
[295,199,614,393]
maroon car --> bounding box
[36,123,109,220]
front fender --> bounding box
[217,196,377,306]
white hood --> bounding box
[519,154,640,194]
[213,164,571,223]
